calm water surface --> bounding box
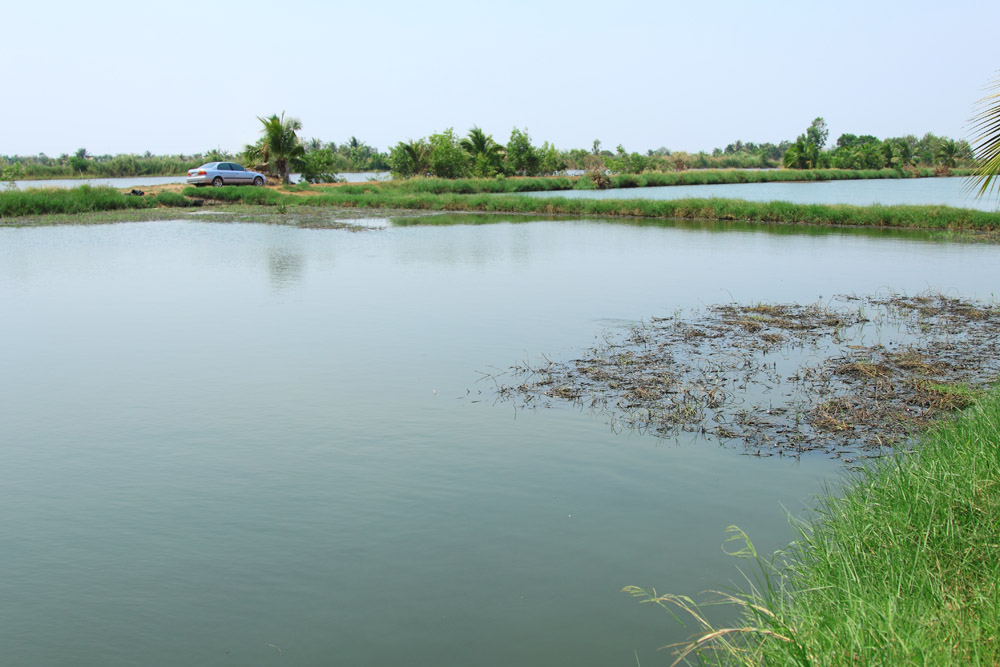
[11,172,388,190]
[522,176,1000,210]
[2,218,998,666]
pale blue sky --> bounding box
[5,0,998,156]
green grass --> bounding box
[181,186,1000,233]
[0,185,200,218]
[374,168,973,196]
[628,388,1000,665]
[5,181,999,235]
[8,155,200,180]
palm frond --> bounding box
[968,73,1000,199]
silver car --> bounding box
[186,162,267,187]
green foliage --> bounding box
[605,145,650,174]
[783,135,820,169]
[182,185,286,205]
[299,149,343,184]
[389,126,565,180]
[389,139,431,178]
[9,173,995,234]
[460,127,504,177]
[505,127,540,176]
[970,72,1000,199]
[243,112,305,184]
[149,191,195,207]
[633,389,1000,665]
[537,141,567,175]
[805,116,829,149]
[936,138,961,169]
[68,155,89,173]
[323,136,389,172]
[0,184,151,217]
[1,152,204,180]
[2,160,25,189]
[427,128,469,179]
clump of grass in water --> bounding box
[494,293,1000,456]
[626,388,1000,665]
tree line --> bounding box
[0,115,976,183]
[781,117,972,171]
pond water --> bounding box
[2,217,998,666]
[522,176,1000,211]
[10,172,390,190]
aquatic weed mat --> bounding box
[485,293,1000,460]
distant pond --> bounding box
[10,172,390,190]
[521,176,1000,210]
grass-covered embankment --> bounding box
[374,168,973,196]
[0,185,194,218]
[630,387,1000,665]
[4,180,998,235]
[184,186,1000,233]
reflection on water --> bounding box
[1,219,998,666]
[267,249,305,289]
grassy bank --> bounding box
[184,186,1000,233]
[0,185,196,218]
[629,387,1000,665]
[4,182,999,235]
[374,168,974,196]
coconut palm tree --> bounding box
[399,139,430,176]
[936,139,960,169]
[244,112,305,184]
[969,73,1000,198]
[460,127,504,177]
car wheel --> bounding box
[253,176,264,186]
[212,177,223,187]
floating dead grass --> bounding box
[487,292,1000,459]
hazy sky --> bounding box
[5,0,998,157]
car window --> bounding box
[232,164,245,172]
[218,163,232,171]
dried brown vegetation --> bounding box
[491,293,1000,459]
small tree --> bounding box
[428,129,469,179]
[300,148,342,183]
[505,127,539,176]
[537,141,567,175]
[806,117,829,150]
[2,160,25,190]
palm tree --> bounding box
[460,127,504,177]
[244,112,305,184]
[936,139,959,169]
[782,135,818,169]
[969,73,1000,198]
[398,139,430,176]
[460,127,502,160]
